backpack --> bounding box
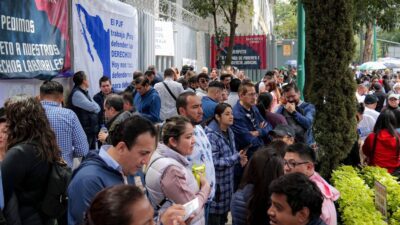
[10,143,72,220]
[40,159,72,218]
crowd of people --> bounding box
[2,64,398,225]
[355,69,400,176]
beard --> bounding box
[187,115,202,125]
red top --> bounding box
[362,129,400,173]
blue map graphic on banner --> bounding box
[76,4,111,78]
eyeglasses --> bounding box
[199,79,208,83]
[246,92,258,97]
[284,160,309,169]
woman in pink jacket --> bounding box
[146,116,211,225]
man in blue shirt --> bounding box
[202,81,224,122]
[133,76,161,123]
[67,115,157,225]
[40,81,89,168]
[231,81,272,190]
[232,81,272,157]
[276,83,315,145]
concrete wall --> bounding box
[0,77,72,106]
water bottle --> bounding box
[192,164,206,188]
[97,125,108,150]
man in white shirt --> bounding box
[196,73,209,98]
[154,68,184,121]
[356,84,368,103]
[176,92,216,202]
[356,102,376,141]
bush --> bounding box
[360,166,400,225]
[331,166,386,225]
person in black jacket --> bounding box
[93,76,115,130]
[2,95,62,225]
[67,71,100,150]
[372,83,386,112]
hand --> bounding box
[199,175,209,189]
[250,131,259,137]
[285,102,296,113]
[98,131,108,143]
[160,204,187,225]
[310,143,318,151]
[363,156,370,165]
[259,121,267,128]
[239,150,248,167]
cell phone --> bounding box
[183,197,199,221]
[242,144,252,153]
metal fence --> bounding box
[120,0,209,72]
[243,69,269,82]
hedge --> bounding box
[331,166,386,225]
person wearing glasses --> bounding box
[231,81,272,190]
[283,143,339,225]
[384,93,400,111]
[276,83,315,146]
[196,73,210,98]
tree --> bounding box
[190,0,225,68]
[302,0,357,178]
[190,0,252,67]
[353,0,400,62]
[274,1,297,39]
[379,29,400,43]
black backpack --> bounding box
[13,143,72,219]
[40,160,72,218]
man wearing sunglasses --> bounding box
[283,143,339,225]
[196,73,209,98]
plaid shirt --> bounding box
[41,101,89,167]
[205,120,239,214]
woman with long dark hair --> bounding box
[256,92,287,129]
[363,109,400,175]
[263,79,281,112]
[0,115,7,161]
[230,147,284,225]
[204,103,247,225]
[2,95,61,224]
